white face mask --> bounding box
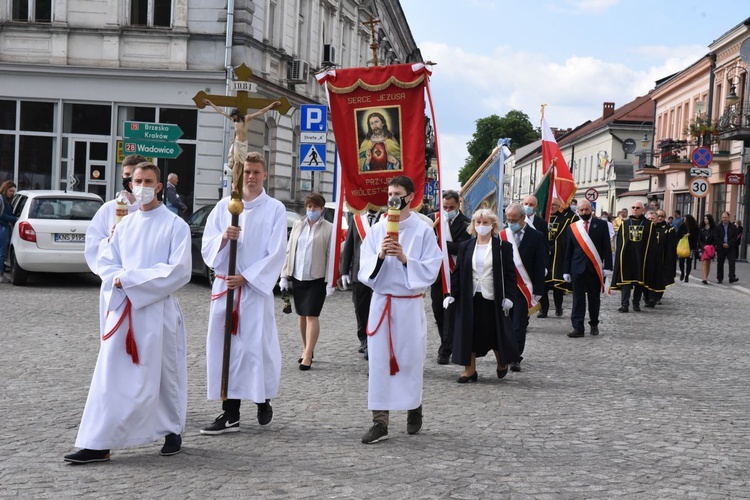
[476,225,493,236]
[133,185,156,205]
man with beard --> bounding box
[611,201,654,312]
[358,112,401,172]
[539,198,578,318]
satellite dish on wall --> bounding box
[622,138,636,154]
[741,38,750,63]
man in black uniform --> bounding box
[611,201,653,312]
[539,198,577,318]
[429,190,471,365]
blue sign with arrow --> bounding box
[300,143,326,171]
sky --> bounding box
[400,0,750,191]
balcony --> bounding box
[715,99,750,142]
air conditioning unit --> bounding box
[322,44,336,66]
[290,59,310,82]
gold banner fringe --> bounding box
[326,74,426,94]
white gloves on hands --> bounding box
[279,277,289,291]
[341,275,351,290]
[533,295,542,302]
[502,298,513,312]
[603,269,613,278]
[443,296,455,309]
[326,286,335,297]
[563,274,571,283]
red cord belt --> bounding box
[102,298,139,365]
[210,275,242,335]
[366,294,421,376]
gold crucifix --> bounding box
[362,15,380,67]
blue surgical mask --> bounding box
[509,222,521,233]
[523,206,534,216]
[446,210,457,220]
[306,210,321,222]
[570,204,578,213]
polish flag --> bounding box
[541,117,577,207]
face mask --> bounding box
[579,213,592,221]
[306,210,321,221]
[133,185,156,205]
[122,177,132,193]
[509,222,521,233]
[523,206,534,216]
[570,204,578,213]
[399,196,410,210]
[475,225,492,236]
[446,210,457,220]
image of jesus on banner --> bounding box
[357,108,402,173]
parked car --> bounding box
[323,201,350,245]
[187,203,302,284]
[6,190,104,285]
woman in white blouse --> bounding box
[280,193,333,370]
[451,209,518,383]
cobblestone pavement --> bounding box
[0,262,749,499]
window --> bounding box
[267,0,277,45]
[12,0,52,22]
[0,135,15,184]
[0,101,17,130]
[712,183,727,220]
[63,104,111,135]
[674,193,693,219]
[130,0,172,28]
[19,136,53,190]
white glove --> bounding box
[341,275,351,290]
[502,298,513,312]
[326,286,335,297]
[563,274,571,283]
[279,277,289,291]
[603,269,613,278]
[443,296,455,309]
[533,295,542,302]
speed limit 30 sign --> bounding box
[689,177,709,198]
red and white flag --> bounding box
[541,117,577,207]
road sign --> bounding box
[424,180,437,197]
[300,104,327,133]
[122,139,183,159]
[689,177,709,198]
[691,147,713,167]
[124,122,183,142]
[300,131,327,144]
[300,143,326,171]
[690,167,711,177]
[584,187,599,202]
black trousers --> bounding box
[678,257,694,278]
[620,284,644,308]
[539,283,564,314]
[351,282,373,343]
[571,271,601,332]
[430,276,455,357]
[716,245,737,281]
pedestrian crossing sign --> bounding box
[300,143,326,171]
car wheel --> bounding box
[10,250,28,286]
[206,266,216,285]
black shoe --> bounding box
[633,304,641,312]
[407,407,423,435]
[160,433,182,456]
[358,339,367,353]
[510,361,521,372]
[590,325,600,336]
[567,329,584,338]
[680,274,684,281]
[200,412,240,435]
[299,360,313,371]
[297,353,314,364]
[730,278,739,283]
[537,311,548,318]
[618,306,628,313]
[717,280,723,284]
[685,275,689,283]
[361,423,388,444]
[644,301,655,308]
[702,280,708,284]
[456,371,478,383]
[63,449,110,464]
[257,400,273,426]
[555,308,563,317]
[496,365,508,379]
[437,354,450,365]
[363,347,368,361]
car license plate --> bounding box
[55,233,85,242]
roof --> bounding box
[16,190,104,201]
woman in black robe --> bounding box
[451,208,518,383]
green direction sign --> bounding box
[124,121,183,142]
[123,139,182,159]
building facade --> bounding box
[0,0,421,213]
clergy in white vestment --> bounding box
[199,152,286,435]
[65,162,191,465]
[358,176,442,444]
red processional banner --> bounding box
[316,63,429,212]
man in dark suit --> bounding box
[523,194,549,235]
[340,208,381,359]
[714,211,740,283]
[562,200,612,337]
[503,203,547,372]
[429,190,471,364]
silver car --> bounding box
[6,190,103,285]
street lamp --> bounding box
[641,132,650,147]
[726,66,746,106]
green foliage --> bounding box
[458,110,540,185]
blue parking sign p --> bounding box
[300,104,327,132]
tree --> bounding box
[458,110,539,185]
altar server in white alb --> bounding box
[358,175,442,444]
[64,162,192,464]
[199,152,287,435]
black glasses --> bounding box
[631,206,642,209]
